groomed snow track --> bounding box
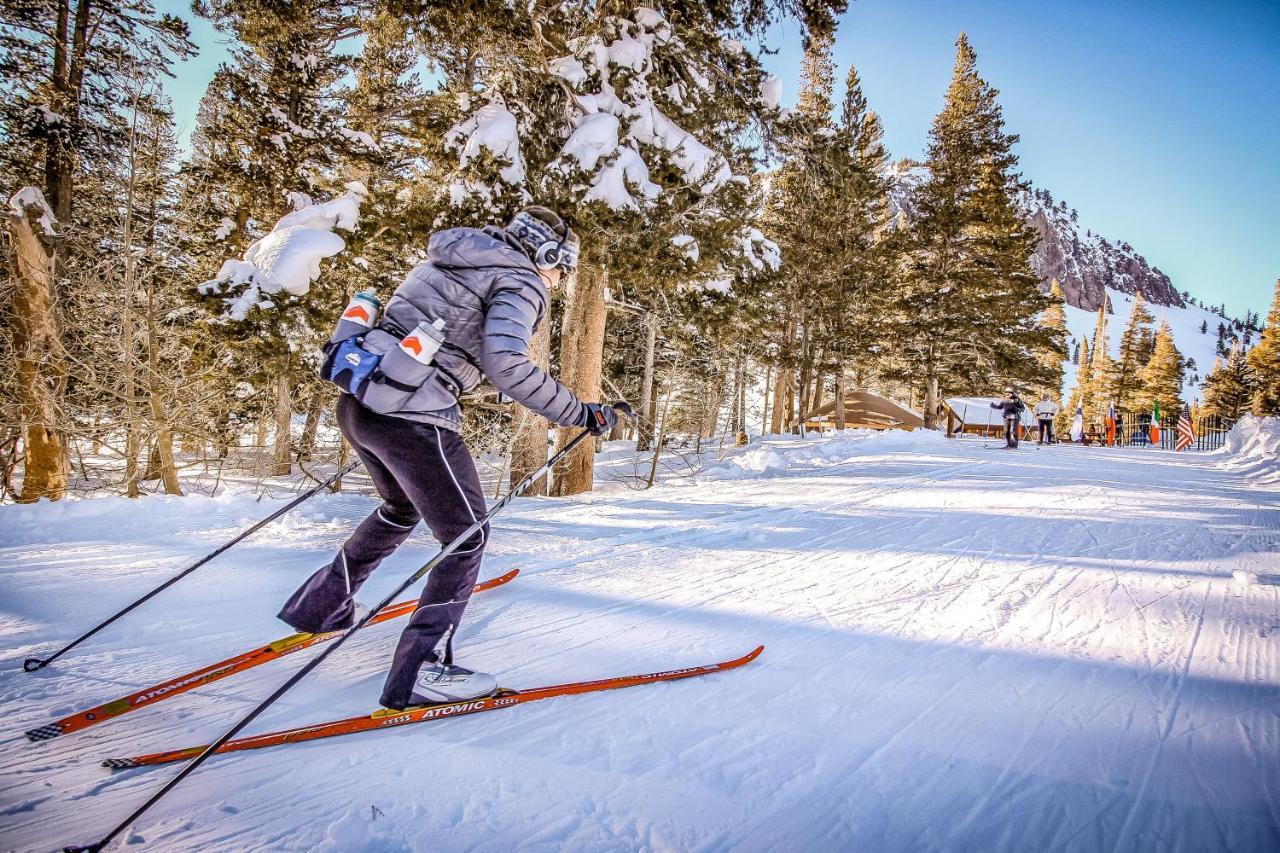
[2,431,1277,851]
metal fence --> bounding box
[1076,412,1234,452]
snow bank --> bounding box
[0,488,353,548]
[696,428,944,482]
[1215,415,1280,484]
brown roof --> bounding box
[804,391,925,429]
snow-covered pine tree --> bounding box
[191,0,368,475]
[404,3,803,492]
[896,34,1049,427]
[1111,293,1154,410]
[1246,279,1280,415]
[1138,321,1184,417]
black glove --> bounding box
[582,401,634,435]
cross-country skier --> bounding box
[278,206,623,710]
[1034,393,1059,444]
[990,387,1026,449]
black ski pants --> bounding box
[1004,418,1020,448]
[278,394,489,709]
[1038,418,1053,444]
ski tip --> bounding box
[743,645,765,663]
[25,723,64,743]
[101,757,138,771]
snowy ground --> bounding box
[1,428,1278,852]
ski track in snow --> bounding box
[1,434,1278,852]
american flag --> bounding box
[1175,403,1195,452]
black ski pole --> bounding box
[25,461,361,673]
[64,427,599,853]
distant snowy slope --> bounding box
[1063,287,1227,401]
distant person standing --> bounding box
[1034,394,1059,444]
[990,387,1026,449]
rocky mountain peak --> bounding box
[886,162,1184,313]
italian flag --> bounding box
[1150,401,1161,445]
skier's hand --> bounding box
[582,401,634,435]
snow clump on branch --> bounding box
[199,182,367,321]
[545,7,734,210]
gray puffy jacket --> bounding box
[363,226,586,432]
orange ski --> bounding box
[103,646,764,769]
[25,569,520,743]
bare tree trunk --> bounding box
[645,367,676,488]
[729,354,742,435]
[298,389,324,461]
[332,435,351,493]
[256,407,270,449]
[636,313,657,451]
[121,96,144,497]
[771,309,795,433]
[923,372,940,430]
[7,196,68,502]
[797,319,811,431]
[121,297,142,496]
[272,365,293,475]
[784,372,796,432]
[760,362,772,435]
[551,266,607,496]
[146,284,182,495]
[509,312,552,496]
[705,369,726,439]
[834,369,846,430]
[737,357,748,442]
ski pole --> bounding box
[25,461,361,674]
[64,424,604,853]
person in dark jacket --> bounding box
[278,207,621,710]
[990,387,1026,449]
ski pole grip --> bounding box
[611,401,636,422]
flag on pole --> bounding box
[1150,401,1161,446]
[1175,403,1194,451]
[1070,401,1084,443]
[1105,402,1117,446]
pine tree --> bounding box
[758,32,897,431]
[190,0,362,475]
[1246,279,1280,415]
[403,3,808,491]
[1035,278,1068,401]
[895,34,1051,426]
[0,0,194,501]
[1082,305,1114,425]
[1061,336,1090,438]
[1111,293,1154,410]
[1138,321,1184,416]
[1202,345,1253,421]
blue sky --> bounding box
[160,0,1278,318]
